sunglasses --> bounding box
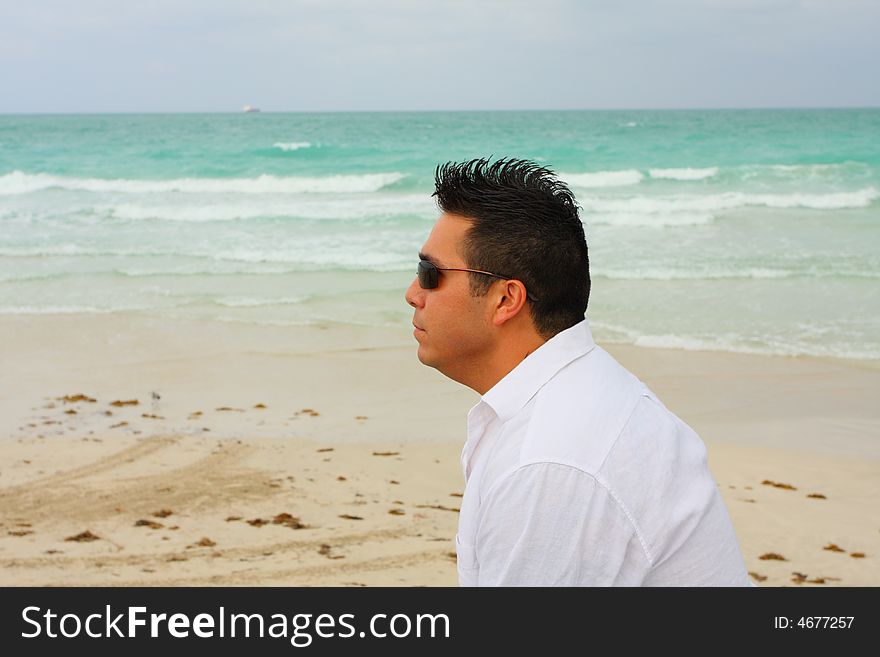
[417,259,539,302]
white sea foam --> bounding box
[648,167,719,181]
[769,163,841,173]
[738,162,870,181]
[0,243,413,270]
[113,264,297,277]
[0,305,139,315]
[589,212,715,227]
[0,245,88,257]
[632,332,801,356]
[579,187,879,214]
[594,266,794,281]
[0,273,57,283]
[104,194,433,222]
[212,295,311,307]
[587,320,879,360]
[273,142,312,151]
[562,170,644,188]
[0,170,406,195]
[630,333,880,360]
[208,247,411,270]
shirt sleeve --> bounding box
[474,462,651,586]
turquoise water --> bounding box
[1,110,878,359]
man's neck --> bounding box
[466,333,547,396]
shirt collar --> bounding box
[479,318,596,423]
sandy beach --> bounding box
[1,314,878,586]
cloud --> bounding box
[0,0,877,111]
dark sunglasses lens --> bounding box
[417,260,438,289]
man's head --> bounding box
[405,158,590,392]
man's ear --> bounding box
[491,280,529,327]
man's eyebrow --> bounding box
[418,251,446,268]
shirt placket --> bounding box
[462,403,494,481]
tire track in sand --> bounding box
[1,435,178,493]
[0,437,275,524]
[121,548,454,586]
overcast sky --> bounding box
[1,0,877,113]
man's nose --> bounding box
[405,277,424,308]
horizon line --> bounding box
[1,105,879,116]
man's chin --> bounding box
[415,344,438,369]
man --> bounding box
[404,158,751,586]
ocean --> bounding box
[1,110,878,360]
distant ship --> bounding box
[242,105,261,113]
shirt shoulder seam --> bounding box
[593,386,649,473]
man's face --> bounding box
[404,213,494,378]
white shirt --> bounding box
[456,318,752,586]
